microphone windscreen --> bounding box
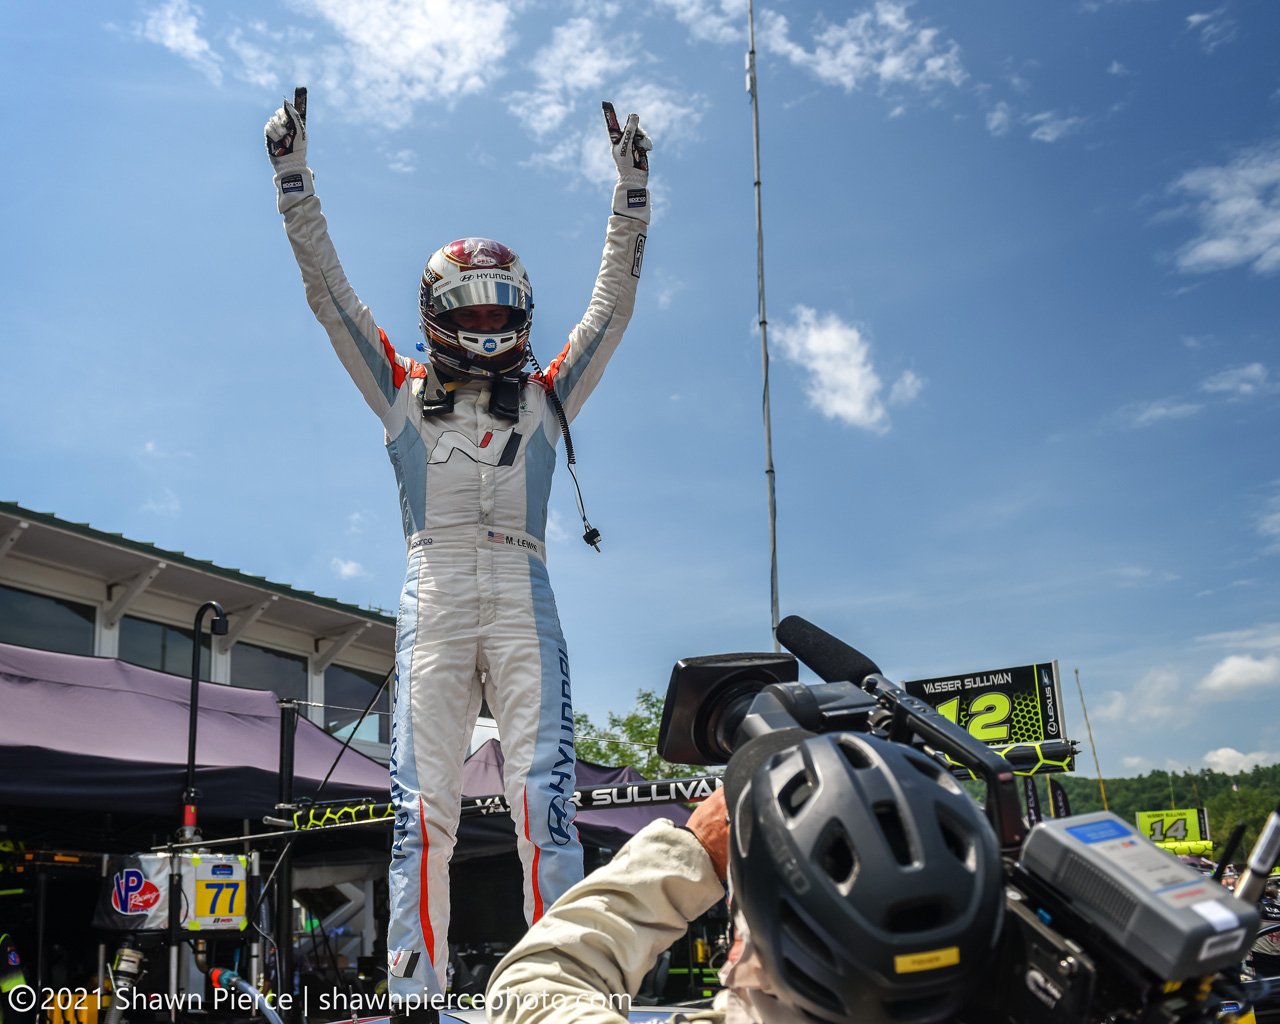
[775,614,881,683]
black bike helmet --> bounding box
[725,731,1003,1024]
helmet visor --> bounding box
[432,274,532,317]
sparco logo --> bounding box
[280,173,305,194]
[631,234,645,278]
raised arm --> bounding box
[540,102,652,423]
[264,88,409,422]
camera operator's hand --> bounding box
[686,786,730,882]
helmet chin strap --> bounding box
[416,342,528,421]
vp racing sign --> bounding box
[92,853,248,932]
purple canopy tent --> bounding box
[0,641,389,824]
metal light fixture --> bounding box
[179,600,229,840]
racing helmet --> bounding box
[419,237,534,379]
[725,731,1004,1024]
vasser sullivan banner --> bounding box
[903,661,1065,747]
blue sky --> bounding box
[3,0,1278,779]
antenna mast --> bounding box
[747,0,780,649]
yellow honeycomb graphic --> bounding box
[956,690,1044,744]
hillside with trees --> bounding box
[1042,763,1280,859]
[575,690,1279,861]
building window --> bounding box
[323,664,391,744]
[119,615,212,679]
[232,641,308,701]
[0,583,95,655]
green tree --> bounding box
[573,689,717,780]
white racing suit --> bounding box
[272,162,648,1000]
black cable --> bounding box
[316,667,393,792]
[525,349,601,550]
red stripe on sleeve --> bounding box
[379,327,408,391]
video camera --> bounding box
[657,615,1275,1024]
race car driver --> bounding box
[264,89,652,1014]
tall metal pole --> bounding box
[182,600,229,841]
[1073,667,1109,810]
[276,699,298,1024]
[747,0,781,650]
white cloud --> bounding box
[1186,8,1237,54]
[1093,670,1186,729]
[142,487,182,516]
[1092,690,1130,723]
[1203,746,1280,773]
[653,0,745,45]
[225,26,279,91]
[1027,110,1086,143]
[133,0,519,129]
[1121,754,1153,772]
[1110,564,1179,586]
[888,369,924,404]
[1170,142,1280,276]
[1116,397,1203,428]
[773,306,920,433]
[1202,654,1280,695]
[510,17,635,138]
[545,511,569,544]
[138,439,192,459]
[1107,60,1130,76]
[1201,362,1270,397]
[288,0,517,128]
[136,0,223,84]
[1196,622,1280,652]
[331,557,367,579]
[758,2,966,96]
[986,101,1012,137]
[1258,496,1280,553]
[526,81,702,194]
[384,148,417,174]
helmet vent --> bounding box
[780,774,815,817]
[818,826,858,887]
[885,899,948,934]
[874,802,914,865]
[904,749,962,794]
[780,901,836,968]
[838,737,875,770]
[780,951,842,1016]
[939,817,974,868]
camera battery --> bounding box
[1019,812,1258,980]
